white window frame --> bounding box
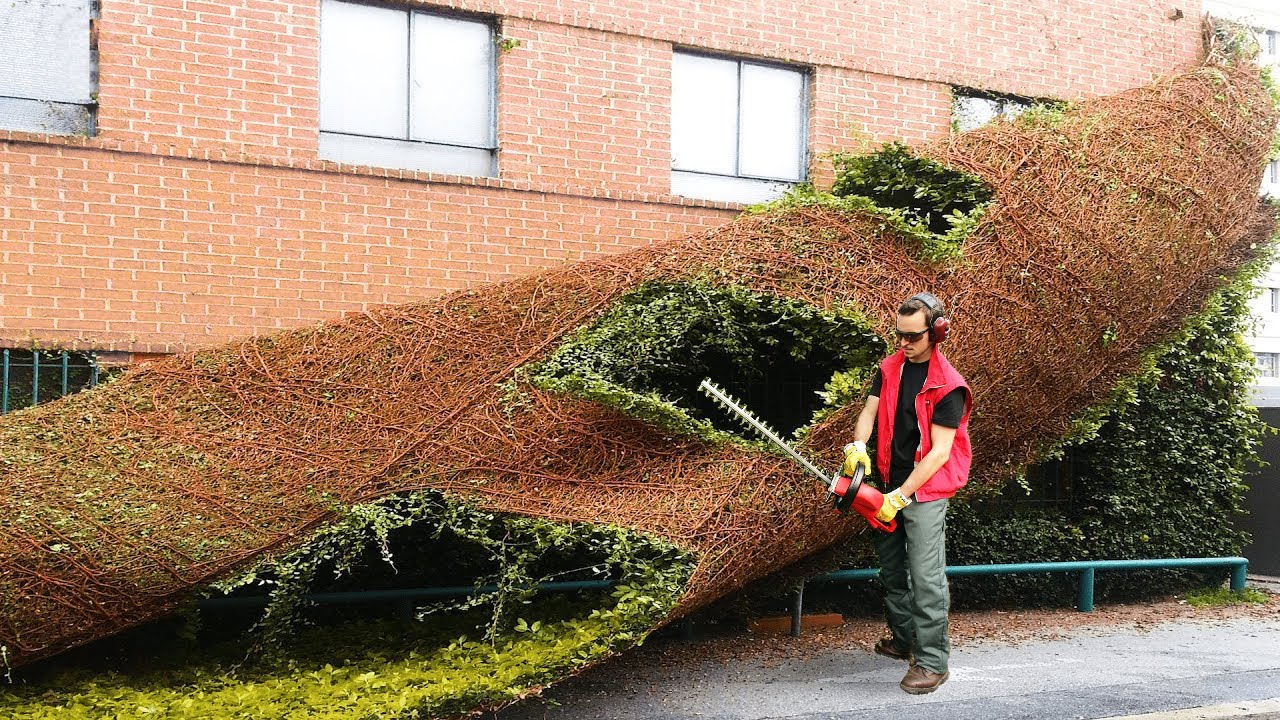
[0,0,96,135]
[1270,288,1280,314]
[319,0,497,177]
[670,51,809,205]
[1258,352,1279,378]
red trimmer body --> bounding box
[828,466,897,533]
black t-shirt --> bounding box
[868,358,965,486]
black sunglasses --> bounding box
[894,327,929,342]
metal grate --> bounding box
[1,349,100,414]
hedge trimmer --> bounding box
[698,379,896,532]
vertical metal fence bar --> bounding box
[0,350,101,412]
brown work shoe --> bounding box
[900,664,949,694]
[873,637,913,662]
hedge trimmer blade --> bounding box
[698,378,830,486]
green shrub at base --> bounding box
[1,492,696,719]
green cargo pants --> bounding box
[872,497,950,674]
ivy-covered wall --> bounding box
[946,262,1271,605]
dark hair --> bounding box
[898,295,942,325]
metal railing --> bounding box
[800,556,1249,627]
[195,557,1249,637]
[198,580,614,623]
[1,349,101,414]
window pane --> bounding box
[0,0,92,104]
[320,132,494,176]
[320,0,408,139]
[672,53,738,175]
[410,14,494,147]
[953,95,1000,132]
[1258,353,1278,378]
[671,170,794,204]
[0,97,92,135]
[738,63,805,180]
[996,97,1032,120]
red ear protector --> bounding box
[909,292,949,343]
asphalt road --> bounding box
[493,616,1280,720]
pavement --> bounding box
[493,587,1280,720]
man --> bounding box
[842,292,973,694]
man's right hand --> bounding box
[842,441,871,478]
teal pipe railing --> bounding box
[194,557,1247,632]
[198,580,614,622]
[0,349,100,414]
[812,556,1249,613]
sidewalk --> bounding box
[492,595,1280,720]
[1101,699,1280,719]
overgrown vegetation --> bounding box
[944,260,1271,606]
[524,281,887,440]
[1,491,695,719]
[749,143,993,263]
[831,142,995,234]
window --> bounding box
[671,52,808,204]
[0,0,95,135]
[952,90,1034,132]
[319,0,496,177]
[1257,352,1279,379]
[1,349,100,414]
[1264,29,1278,60]
[1271,288,1280,314]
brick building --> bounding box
[1,0,1202,365]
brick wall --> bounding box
[0,0,1203,353]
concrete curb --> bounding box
[1098,698,1280,720]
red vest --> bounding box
[875,348,973,502]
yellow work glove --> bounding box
[841,441,871,478]
[875,489,912,523]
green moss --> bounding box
[2,492,696,719]
[1184,586,1270,607]
[0,593,679,719]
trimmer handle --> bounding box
[861,506,897,534]
[828,466,898,533]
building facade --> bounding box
[1,0,1203,361]
[1203,0,1280,577]
[1201,0,1280,405]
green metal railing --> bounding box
[195,557,1249,637]
[198,580,614,623]
[812,556,1249,612]
[1,349,100,414]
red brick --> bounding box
[1,0,1199,352]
